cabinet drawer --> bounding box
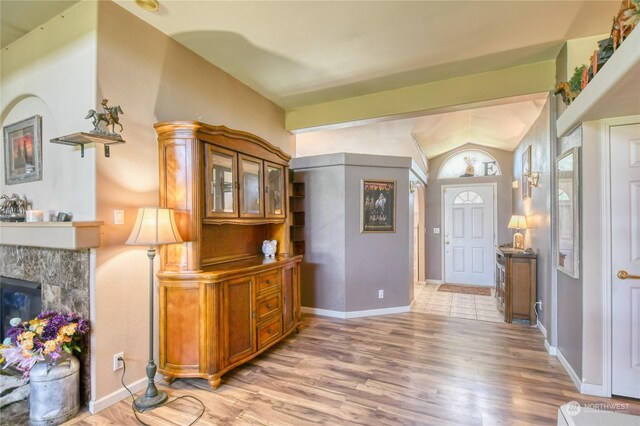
[257,270,279,294]
[257,293,280,322]
[257,316,282,349]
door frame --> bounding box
[440,182,498,284]
[600,116,640,398]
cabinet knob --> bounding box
[266,279,272,284]
[266,303,272,309]
[267,328,273,334]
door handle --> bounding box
[445,240,450,245]
[617,270,640,280]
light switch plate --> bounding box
[113,210,124,225]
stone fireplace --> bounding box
[0,221,101,420]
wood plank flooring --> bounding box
[70,313,640,425]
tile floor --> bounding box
[410,282,504,323]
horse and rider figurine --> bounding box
[85,99,124,135]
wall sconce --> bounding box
[512,180,519,189]
[524,171,540,188]
[409,181,417,193]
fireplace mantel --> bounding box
[0,221,103,249]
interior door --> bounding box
[444,185,494,285]
[611,123,640,398]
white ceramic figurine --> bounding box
[262,240,277,258]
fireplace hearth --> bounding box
[0,244,92,415]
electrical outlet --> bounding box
[113,352,124,371]
[378,290,384,299]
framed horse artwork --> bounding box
[361,179,396,233]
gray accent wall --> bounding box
[555,125,583,378]
[291,153,412,313]
[425,143,514,281]
[512,98,561,356]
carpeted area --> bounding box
[437,284,492,296]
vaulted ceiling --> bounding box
[1,1,619,157]
[111,0,617,110]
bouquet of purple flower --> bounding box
[0,311,89,377]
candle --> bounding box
[26,210,44,222]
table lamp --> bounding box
[126,207,183,410]
[507,215,527,250]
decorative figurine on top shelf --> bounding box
[85,99,124,136]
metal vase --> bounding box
[29,354,80,425]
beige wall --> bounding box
[0,1,98,219]
[91,1,293,408]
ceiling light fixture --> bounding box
[136,0,159,12]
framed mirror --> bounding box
[556,147,579,278]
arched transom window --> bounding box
[438,149,501,179]
[453,190,484,204]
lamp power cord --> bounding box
[118,357,205,425]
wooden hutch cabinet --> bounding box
[155,121,302,389]
[495,247,537,323]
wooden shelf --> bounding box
[556,26,640,137]
[50,132,125,158]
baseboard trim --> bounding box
[556,349,581,391]
[544,339,557,356]
[89,375,161,414]
[537,320,548,338]
[301,305,410,319]
[580,382,606,396]
[425,279,443,285]
[536,321,557,355]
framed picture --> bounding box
[556,147,579,278]
[521,145,531,199]
[361,179,396,233]
[3,115,42,185]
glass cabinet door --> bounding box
[265,163,285,218]
[205,145,237,218]
[239,155,263,217]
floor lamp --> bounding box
[126,207,183,410]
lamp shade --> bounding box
[126,207,183,246]
[507,215,528,230]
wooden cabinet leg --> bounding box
[163,376,175,385]
[208,377,221,389]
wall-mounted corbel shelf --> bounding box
[50,132,125,158]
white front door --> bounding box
[443,185,494,286]
[611,123,640,398]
